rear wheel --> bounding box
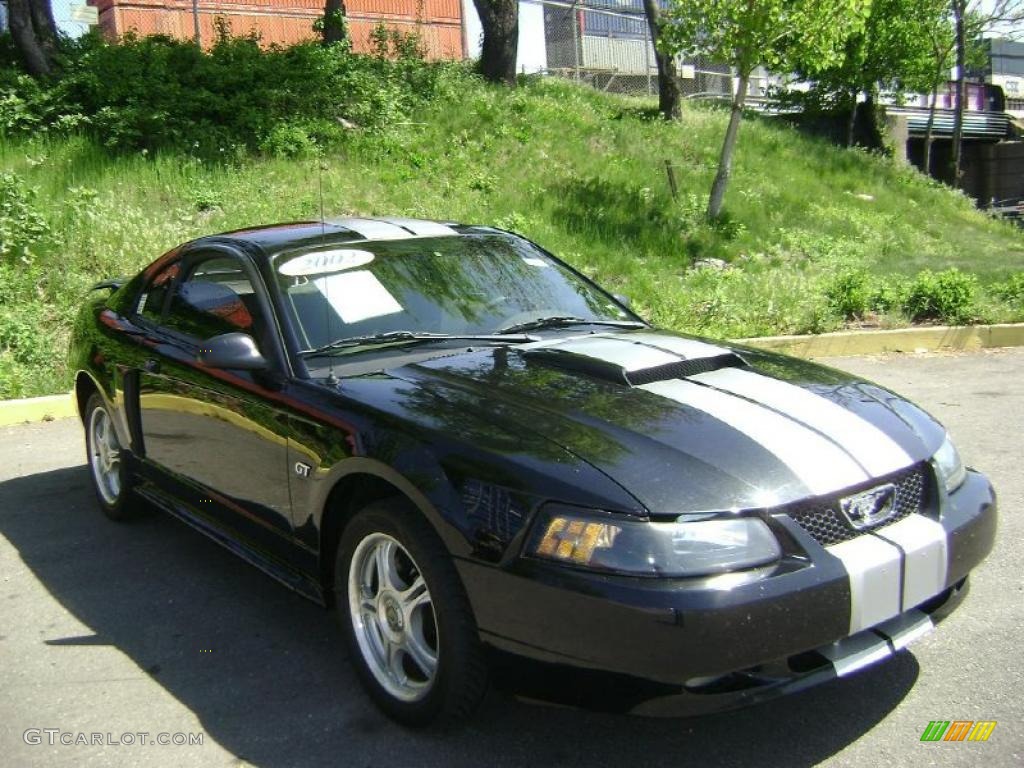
[84,393,141,521]
[335,500,487,727]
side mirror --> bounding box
[197,332,267,371]
[613,293,632,308]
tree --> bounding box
[917,8,957,175]
[472,0,519,87]
[320,0,348,46]
[641,0,681,120]
[793,0,949,148]
[7,0,60,78]
[949,0,1024,186]
[661,0,870,220]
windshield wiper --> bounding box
[497,316,646,334]
[299,330,539,357]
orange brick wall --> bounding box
[89,0,466,59]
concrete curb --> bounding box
[2,323,1023,426]
[0,393,76,428]
[738,323,1024,359]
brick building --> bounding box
[86,0,466,58]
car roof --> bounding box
[210,217,494,254]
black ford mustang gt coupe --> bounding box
[69,217,997,726]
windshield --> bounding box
[273,233,636,352]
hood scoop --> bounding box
[522,333,746,387]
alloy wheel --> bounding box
[348,533,439,702]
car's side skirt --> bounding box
[133,473,326,605]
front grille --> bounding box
[787,464,931,546]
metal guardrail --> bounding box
[887,106,1011,139]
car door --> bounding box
[133,246,297,568]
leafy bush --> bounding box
[0,171,51,263]
[0,30,471,157]
[825,269,873,319]
[990,273,1024,308]
[869,275,910,314]
[903,268,977,324]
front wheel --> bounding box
[84,393,141,521]
[335,501,487,727]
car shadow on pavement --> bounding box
[0,465,920,768]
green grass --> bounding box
[2,75,1023,398]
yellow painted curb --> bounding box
[0,392,76,427]
[738,323,1024,358]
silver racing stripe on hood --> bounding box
[639,379,870,495]
[624,332,733,361]
[689,367,915,478]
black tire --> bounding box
[84,393,142,521]
[335,499,487,727]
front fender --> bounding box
[283,375,642,567]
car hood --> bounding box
[392,329,947,515]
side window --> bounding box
[138,261,181,324]
[164,256,264,343]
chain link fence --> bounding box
[530,0,770,101]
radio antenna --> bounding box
[319,158,338,387]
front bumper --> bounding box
[457,469,996,714]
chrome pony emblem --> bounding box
[840,483,897,529]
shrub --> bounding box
[903,268,977,324]
[0,172,51,263]
[869,275,910,314]
[825,269,873,319]
[0,31,467,157]
[990,273,1024,308]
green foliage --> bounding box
[0,171,51,263]
[990,273,1024,308]
[796,0,950,103]
[904,268,978,323]
[368,23,427,61]
[0,31,464,157]
[661,0,871,77]
[826,269,874,319]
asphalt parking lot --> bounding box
[1,348,1022,767]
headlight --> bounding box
[933,433,967,494]
[527,505,782,577]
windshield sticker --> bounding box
[522,257,550,268]
[280,249,376,277]
[313,270,403,324]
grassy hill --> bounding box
[2,74,1023,398]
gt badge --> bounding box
[840,483,897,529]
[294,462,312,479]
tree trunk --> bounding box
[472,0,518,87]
[7,0,51,78]
[321,0,348,46]
[708,71,749,220]
[845,90,858,147]
[923,82,939,176]
[641,0,680,120]
[950,0,966,187]
[28,0,60,60]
